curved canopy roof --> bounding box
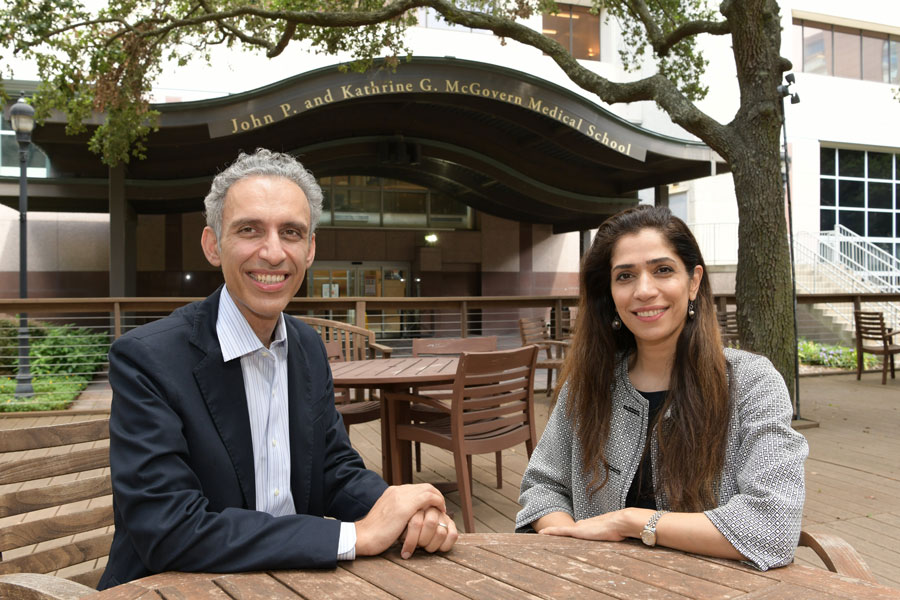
[4,57,724,232]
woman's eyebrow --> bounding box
[612,256,675,271]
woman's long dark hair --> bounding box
[559,205,730,512]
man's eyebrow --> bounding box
[611,256,676,271]
[229,218,308,233]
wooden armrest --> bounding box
[798,531,876,583]
[540,340,570,347]
[0,573,96,600]
[369,342,393,358]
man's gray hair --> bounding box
[203,148,324,241]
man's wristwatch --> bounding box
[640,510,669,547]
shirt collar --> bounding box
[217,286,287,362]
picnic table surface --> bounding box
[80,533,900,599]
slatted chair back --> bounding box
[450,346,539,452]
[518,317,568,394]
[716,310,739,347]
[853,310,899,385]
[412,336,498,357]
[518,317,550,348]
[0,419,113,590]
[296,318,390,434]
[294,316,392,362]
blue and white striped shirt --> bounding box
[216,287,357,558]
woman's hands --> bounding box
[538,508,645,541]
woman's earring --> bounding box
[688,300,696,320]
[612,313,622,330]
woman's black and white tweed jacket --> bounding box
[516,348,809,571]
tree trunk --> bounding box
[720,0,797,409]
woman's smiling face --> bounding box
[610,227,702,354]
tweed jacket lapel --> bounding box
[190,287,257,510]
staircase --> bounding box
[793,226,900,343]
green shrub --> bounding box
[0,319,109,412]
[797,338,878,370]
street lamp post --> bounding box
[9,94,36,399]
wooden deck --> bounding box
[2,372,898,589]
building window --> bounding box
[319,176,473,230]
[794,18,900,83]
[542,4,601,61]
[0,116,50,177]
[820,147,899,260]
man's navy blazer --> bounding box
[98,288,387,590]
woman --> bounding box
[516,205,808,570]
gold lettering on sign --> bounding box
[304,88,335,109]
[229,112,275,133]
[419,78,433,91]
[280,103,295,117]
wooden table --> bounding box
[81,533,900,599]
[331,357,459,484]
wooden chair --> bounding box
[853,311,899,385]
[392,346,539,532]
[0,419,113,597]
[716,309,739,347]
[411,337,498,477]
[518,317,568,393]
[798,530,876,583]
[295,317,393,435]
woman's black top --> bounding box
[624,390,667,510]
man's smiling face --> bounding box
[201,175,315,343]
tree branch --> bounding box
[627,0,730,57]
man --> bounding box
[98,149,457,590]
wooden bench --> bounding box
[0,418,113,597]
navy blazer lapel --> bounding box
[285,316,313,514]
[190,288,257,510]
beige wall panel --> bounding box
[57,217,108,270]
[480,214,519,272]
[532,225,581,273]
[385,230,416,261]
[439,230,481,264]
[334,230,386,261]
[137,214,165,271]
[182,212,218,271]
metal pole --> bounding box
[781,102,800,420]
[15,139,34,399]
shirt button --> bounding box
[274,488,280,497]
[272,438,277,447]
[262,351,269,358]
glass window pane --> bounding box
[570,5,600,60]
[838,149,864,177]
[838,210,864,235]
[892,37,900,83]
[793,22,804,70]
[862,31,889,82]
[820,179,836,206]
[543,9,571,54]
[334,189,380,226]
[27,146,46,169]
[868,212,892,237]
[868,152,893,179]
[803,23,832,75]
[820,147,835,175]
[838,180,864,207]
[319,188,332,226]
[820,209,836,232]
[332,175,349,186]
[868,182,892,209]
[1,135,18,168]
[833,27,861,79]
[383,191,426,227]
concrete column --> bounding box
[109,164,136,296]
[655,184,669,207]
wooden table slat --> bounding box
[272,567,398,600]
[443,543,620,599]
[381,547,545,600]
[342,554,468,599]
[488,542,727,600]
